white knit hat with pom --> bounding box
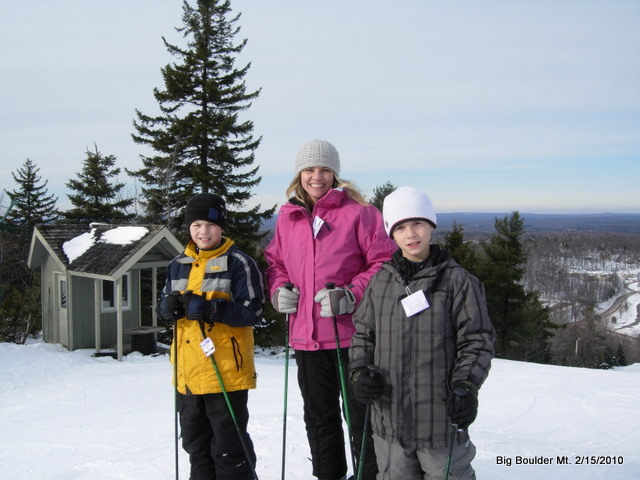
[294,139,341,176]
[383,186,437,237]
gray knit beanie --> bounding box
[383,186,437,237]
[294,139,341,176]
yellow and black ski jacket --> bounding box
[161,238,265,395]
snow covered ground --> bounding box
[1,339,639,480]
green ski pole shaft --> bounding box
[281,282,294,480]
[445,423,459,480]
[325,282,357,476]
[173,324,179,480]
[356,365,379,480]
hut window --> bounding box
[101,274,131,311]
[59,279,67,309]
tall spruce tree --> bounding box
[477,211,554,360]
[129,0,274,250]
[5,158,59,234]
[62,145,134,224]
[2,159,58,342]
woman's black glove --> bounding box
[447,383,478,429]
[350,366,383,405]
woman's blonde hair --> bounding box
[286,171,369,211]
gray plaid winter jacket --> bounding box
[350,246,495,449]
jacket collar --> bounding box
[184,237,234,260]
[386,244,451,284]
[282,188,347,216]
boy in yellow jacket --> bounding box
[159,192,265,480]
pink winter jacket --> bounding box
[264,188,396,351]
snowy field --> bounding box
[1,339,639,480]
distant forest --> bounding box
[432,212,640,234]
[431,225,640,364]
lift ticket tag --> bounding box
[401,290,430,317]
[200,337,215,357]
[313,215,325,238]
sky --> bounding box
[1,339,639,479]
[1,0,639,215]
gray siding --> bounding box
[69,272,140,350]
[40,257,60,345]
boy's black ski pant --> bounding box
[178,390,256,480]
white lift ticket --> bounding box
[401,290,430,317]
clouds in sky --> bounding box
[1,0,639,213]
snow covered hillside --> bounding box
[1,339,639,480]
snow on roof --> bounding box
[99,226,148,245]
[62,226,149,263]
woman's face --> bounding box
[300,167,334,204]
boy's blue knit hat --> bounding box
[185,193,227,230]
[383,186,437,237]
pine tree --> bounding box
[5,158,59,234]
[1,159,57,342]
[477,211,554,359]
[369,181,397,212]
[62,145,134,224]
[128,0,274,249]
[441,221,480,274]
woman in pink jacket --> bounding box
[264,139,396,480]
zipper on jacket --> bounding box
[231,336,242,371]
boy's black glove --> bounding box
[447,383,478,429]
[181,291,206,320]
[207,299,227,324]
[182,292,227,325]
[350,366,383,405]
[161,291,185,325]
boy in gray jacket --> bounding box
[349,186,495,479]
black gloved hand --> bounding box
[447,383,478,429]
[160,291,185,325]
[182,292,228,325]
[350,366,383,405]
[207,299,227,324]
[182,291,207,320]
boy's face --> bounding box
[190,220,223,250]
[392,219,433,262]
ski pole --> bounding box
[356,365,379,480]
[173,324,179,480]
[198,321,259,480]
[444,423,459,480]
[325,282,357,476]
[281,282,294,480]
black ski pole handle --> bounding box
[325,282,336,290]
[284,282,294,291]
